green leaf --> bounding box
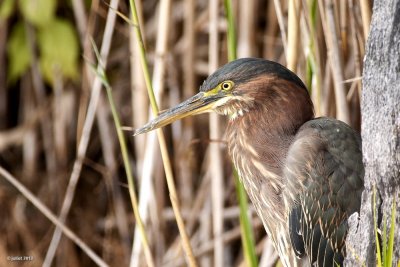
[7,22,31,83]
[0,0,15,19]
[383,211,387,267]
[386,199,396,267]
[373,187,383,267]
[37,18,79,84]
[224,0,237,61]
[19,0,56,27]
[234,169,259,267]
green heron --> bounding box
[134,58,364,267]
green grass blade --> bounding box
[383,211,387,267]
[234,170,258,267]
[224,0,237,61]
[89,40,155,267]
[128,2,197,266]
[306,56,313,91]
[128,0,159,113]
[373,186,382,267]
[386,199,396,267]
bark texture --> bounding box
[345,0,400,266]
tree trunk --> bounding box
[345,0,400,266]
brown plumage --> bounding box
[134,58,364,267]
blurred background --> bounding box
[0,0,371,266]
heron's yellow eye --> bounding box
[221,81,233,91]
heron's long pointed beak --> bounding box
[133,92,225,136]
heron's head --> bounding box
[134,57,312,136]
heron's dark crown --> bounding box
[199,57,307,92]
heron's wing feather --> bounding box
[284,117,364,267]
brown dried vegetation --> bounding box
[0,0,371,266]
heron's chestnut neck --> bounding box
[226,77,314,172]
[235,76,314,134]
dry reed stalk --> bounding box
[130,0,148,174]
[346,0,363,128]
[152,0,171,110]
[200,198,212,267]
[53,74,67,167]
[259,237,280,267]
[359,0,371,40]
[348,0,363,96]
[178,0,195,213]
[22,78,38,177]
[238,0,256,56]
[339,0,348,59]
[155,132,198,266]
[129,3,157,264]
[162,148,215,264]
[129,0,198,266]
[150,5,171,258]
[91,38,156,267]
[96,96,131,261]
[75,1,132,263]
[25,23,57,174]
[76,0,98,142]
[208,0,225,266]
[71,0,87,42]
[129,15,165,262]
[263,1,279,59]
[131,23,150,267]
[314,0,331,120]
[130,132,158,267]
[287,0,301,70]
[166,218,264,267]
[131,0,172,265]
[0,166,109,267]
[273,0,288,55]
[43,0,120,265]
[13,198,43,263]
[303,0,324,117]
[163,168,212,265]
[321,0,350,124]
[184,0,195,97]
[0,96,46,151]
[321,58,335,117]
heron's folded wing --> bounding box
[284,117,364,267]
